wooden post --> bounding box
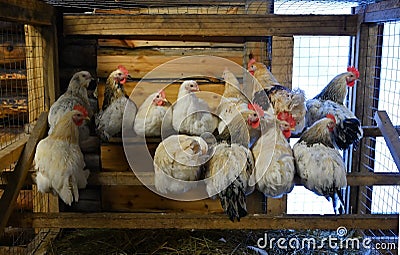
[271,36,294,89]
[25,25,45,122]
[0,112,48,236]
[350,22,383,214]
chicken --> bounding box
[101,65,130,110]
[217,103,264,148]
[48,71,93,141]
[216,69,262,147]
[204,142,255,221]
[305,67,363,150]
[293,114,347,214]
[306,99,363,150]
[251,112,295,198]
[95,66,137,141]
[313,66,360,104]
[153,134,209,194]
[134,89,172,137]
[34,105,90,206]
[250,58,306,135]
[172,80,218,136]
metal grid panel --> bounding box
[0,22,28,151]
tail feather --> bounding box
[334,118,363,150]
[219,179,248,222]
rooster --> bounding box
[48,71,93,141]
[313,66,360,104]
[251,112,295,198]
[134,89,172,137]
[34,105,90,206]
[95,66,137,141]
[101,65,130,110]
[250,58,306,135]
[293,114,347,214]
[305,67,362,150]
[204,142,255,222]
[172,80,218,136]
[153,134,209,194]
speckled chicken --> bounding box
[95,66,137,141]
[48,71,93,141]
[204,142,255,221]
[293,114,347,214]
[153,134,209,194]
[172,80,218,136]
[34,105,90,206]
[250,58,306,135]
[306,67,363,150]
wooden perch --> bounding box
[374,111,400,171]
[0,111,47,236]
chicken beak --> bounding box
[85,116,91,121]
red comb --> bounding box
[117,65,129,75]
[158,89,166,99]
[326,113,336,123]
[277,112,296,128]
[73,105,88,117]
[248,103,264,117]
[347,66,359,78]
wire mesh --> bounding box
[0,21,49,255]
[0,22,28,151]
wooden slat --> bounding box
[88,171,400,186]
[357,0,400,23]
[0,111,47,235]
[97,48,243,79]
[64,14,358,37]
[10,212,398,230]
[363,125,400,137]
[98,39,243,49]
[374,111,400,171]
[0,135,28,171]
[0,0,54,26]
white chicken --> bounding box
[293,114,347,214]
[34,105,90,206]
[154,134,209,194]
[204,142,255,221]
[134,89,172,137]
[95,66,137,141]
[172,80,218,136]
[252,112,295,198]
[48,71,93,141]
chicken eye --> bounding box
[82,74,86,78]
[253,113,258,117]
[156,95,160,98]
[190,84,194,87]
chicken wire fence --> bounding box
[0,21,48,255]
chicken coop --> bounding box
[0,0,399,254]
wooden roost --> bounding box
[0,2,399,254]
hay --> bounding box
[46,229,369,255]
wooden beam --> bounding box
[0,0,54,26]
[374,111,400,171]
[0,112,48,236]
[10,212,398,230]
[87,172,400,186]
[63,14,358,38]
[0,135,28,171]
[363,125,400,137]
[357,0,400,23]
